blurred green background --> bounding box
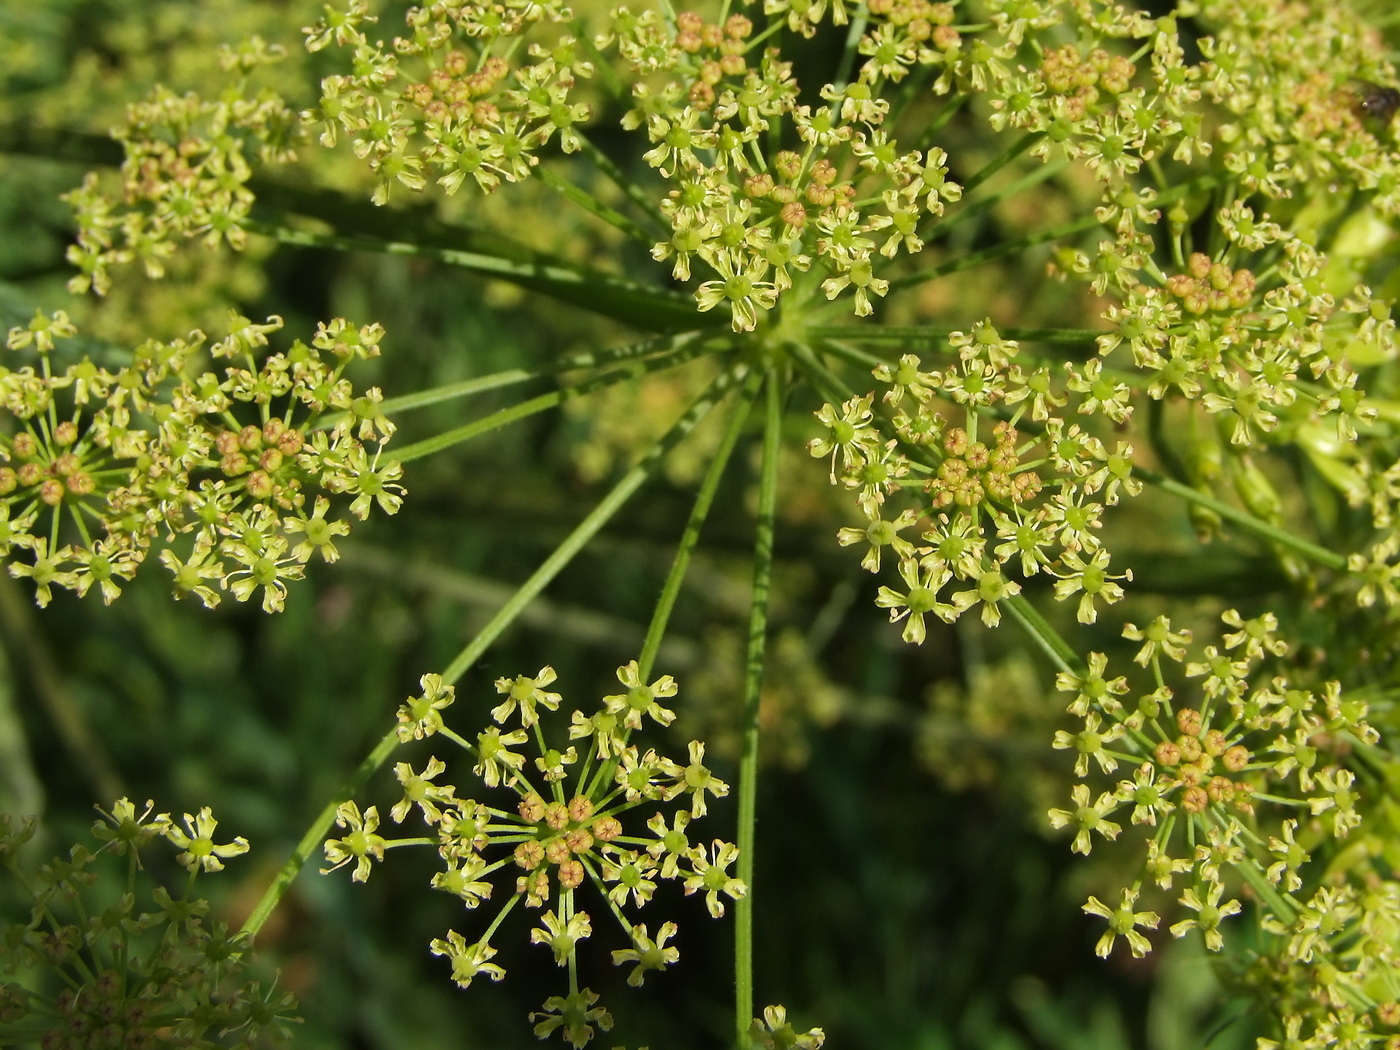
[0,1,1280,1047]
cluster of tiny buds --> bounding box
[1163,253,1258,315]
[865,0,957,43]
[931,422,1042,508]
[1041,43,1135,105]
[675,11,753,111]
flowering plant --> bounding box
[3,0,1400,1045]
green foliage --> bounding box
[0,805,296,1048]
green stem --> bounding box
[569,28,626,102]
[0,122,122,166]
[1134,467,1348,572]
[806,324,1104,345]
[814,338,887,372]
[787,340,850,409]
[537,164,655,247]
[828,10,871,105]
[241,361,748,942]
[363,329,726,421]
[888,213,1103,293]
[390,333,720,463]
[239,725,400,939]
[1230,855,1299,926]
[439,359,750,687]
[365,370,534,415]
[926,157,1069,240]
[574,130,670,234]
[957,131,1046,198]
[913,93,968,153]
[734,370,783,1046]
[637,369,763,680]
[241,218,702,333]
[1002,593,1080,675]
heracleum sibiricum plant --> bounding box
[5,0,1400,1044]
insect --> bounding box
[1352,79,1400,126]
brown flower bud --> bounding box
[593,816,622,842]
[558,859,584,889]
[1222,745,1250,772]
[518,794,546,823]
[543,801,569,830]
[1180,786,1209,812]
[567,796,594,823]
[564,828,594,854]
[514,840,545,870]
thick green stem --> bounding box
[390,333,720,463]
[637,369,763,681]
[1134,466,1347,572]
[889,213,1103,294]
[242,218,702,333]
[1002,593,1080,675]
[240,360,749,942]
[537,165,654,247]
[734,370,783,1046]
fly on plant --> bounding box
[1351,79,1400,125]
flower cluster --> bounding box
[613,1,962,328]
[812,319,1136,635]
[979,1,1400,612]
[0,801,295,1049]
[302,0,595,204]
[65,62,300,296]
[324,663,743,1048]
[1,310,401,610]
[1047,611,1392,1046]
